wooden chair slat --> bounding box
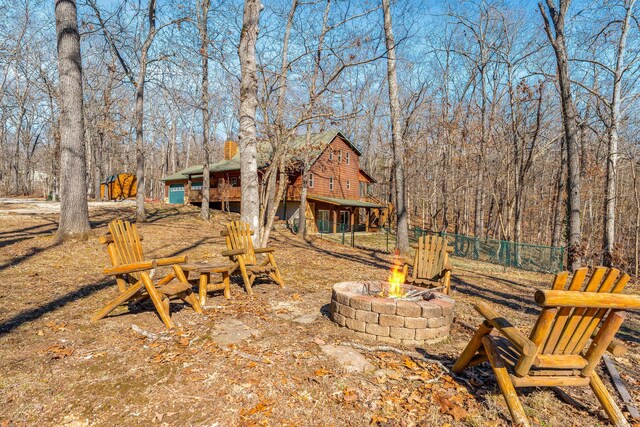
[109,221,128,267]
[543,267,589,353]
[554,267,609,353]
[563,269,623,354]
[567,272,630,354]
[426,236,436,278]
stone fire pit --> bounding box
[330,281,454,345]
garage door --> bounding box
[169,184,184,204]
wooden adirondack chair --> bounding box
[402,235,453,294]
[453,267,640,427]
[221,221,284,295]
[92,220,202,329]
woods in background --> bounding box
[2,0,640,272]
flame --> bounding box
[387,250,406,298]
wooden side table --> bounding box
[181,262,232,306]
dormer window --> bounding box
[308,173,314,188]
[346,152,350,165]
[329,177,334,191]
[346,180,351,190]
[338,151,342,163]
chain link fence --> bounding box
[290,219,564,273]
[414,227,564,273]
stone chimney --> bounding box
[224,140,238,160]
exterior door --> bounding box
[169,184,184,204]
[339,210,350,231]
[317,209,330,233]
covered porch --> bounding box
[304,195,386,234]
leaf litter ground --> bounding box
[0,201,638,426]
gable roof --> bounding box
[160,129,362,182]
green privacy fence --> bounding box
[414,227,565,273]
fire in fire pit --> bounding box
[386,251,406,298]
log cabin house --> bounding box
[160,130,387,233]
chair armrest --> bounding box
[222,248,246,257]
[254,247,275,254]
[475,302,537,355]
[104,260,157,275]
[535,289,640,310]
[154,256,188,266]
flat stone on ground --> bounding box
[294,313,318,324]
[320,344,375,373]
[210,318,259,346]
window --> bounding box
[191,183,203,190]
[329,151,334,161]
[329,177,334,191]
[308,173,314,188]
[346,180,351,190]
[359,182,366,198]
[346,152,350,165]
[337,151,342,163]
[230,177,238,186]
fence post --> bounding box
[386,225,389,252]
[559,246,564,272]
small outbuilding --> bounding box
[100,173,137,200]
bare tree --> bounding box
[88,0,173,222]
[238,0,262,241]
[540,0,583,270]
[198,0,211,220]
[55,0,90,240]
[600,0,635,265]
[382,0,409,252]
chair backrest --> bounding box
[225,221,256,264]
[100,220,146,291]
[530,267,630,360]
[106,220,145,266]
[411,235,449,281]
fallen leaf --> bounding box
[45,345,74,359]
[447,404,468,422]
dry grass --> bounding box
[0,202,638,426]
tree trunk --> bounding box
[134,67,147,221]
[382,0,409,253]
[298,0,330,239]
[603,0,634,266]
[238,0,262,242]
[55,0,90,239]
[133,1,158,222]
[199,0,211,221]
[551,139,566,248]
[540,1,582,270]
[259,0,297,246]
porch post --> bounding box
[331,206,338,234]
[350,207,355,230]
[365,208,370,232]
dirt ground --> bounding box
[0,201,638,427]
